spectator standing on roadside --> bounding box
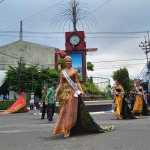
[34,95,40,110]
[45,81,57,123]
[30,97,34,110]
[41,84,49,120]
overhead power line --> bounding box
[0,0,111,35]
[1,15,150,22]
[81,0,112,19]
[0,34,143,39]
[0,0,64,32]
[0,51,44,67]
[92,58,146,63]
[0,30,148,34]
[0,51,19,59]
[94,64,145,70]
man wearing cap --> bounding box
[45,81,57,123]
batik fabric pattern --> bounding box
[71,95,115,134]
[53,74,78,135]
[132,94,148,118]
[53,73,115,135]
[114,86,124,119]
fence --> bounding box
[86,77,110,92]
[42,77,110,92]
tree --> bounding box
[4,63,40,93]
[57,58,65,65]
[4,64,61,94]
[87,62,94,71]
[112,67,132,97]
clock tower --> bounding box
[65,31,86,51]
[55,30,97,84]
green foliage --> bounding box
[112,67,132,97]
[81,82,109,100]
[81,82,102,95]
[0,100,16,110]
[87,76,93,83]
[105,85,113,98]
[87,62,94,71]
[57,58,65,65]
[4,63,61,94]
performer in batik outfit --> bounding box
[112,80,125,120]
[132,81,148,118]
[53,56,115,138]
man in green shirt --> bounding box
[45,81,57,123]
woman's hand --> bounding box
[45,102,48,105]
[54,94,57,100]
[114,92,119,95]
[81,91,86,96]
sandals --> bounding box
[64,130,70,138]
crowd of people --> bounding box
[0,94,10,100]
[9,55,149,139]
[112,80,149,120]
[39,55,115,138]
[29,95,40,110]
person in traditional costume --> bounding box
[132,81,148,118]
[129,87,136,111]
[112,80,124,120]
[112,80,136,120]
[53,56,115,138]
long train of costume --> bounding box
[0,92,29,114]
[53,73,115,135]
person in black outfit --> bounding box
[41,84,49,119]
[129,87,136,111]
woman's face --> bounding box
[44,84,48,89]
[65,58,72,67]
[136,82,140,86]
[115,80,119,85]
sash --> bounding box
[62,70,81,97]
[135,87,142,95]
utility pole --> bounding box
[139,31,150,66]
[139,31,150,92]
[18,57,22,94]
[20,21,23,41]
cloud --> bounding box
[0,0,149,80]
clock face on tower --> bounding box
[69,35,80,45]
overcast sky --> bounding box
[0,0,150,82]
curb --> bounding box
[33,110,114,116]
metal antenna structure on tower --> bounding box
[51,0,97,32]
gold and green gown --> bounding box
[53,73,115,135]
[132,89,148,118]
[114,86,136,119]
[114,86,124,119]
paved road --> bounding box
[0,110,150,150]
